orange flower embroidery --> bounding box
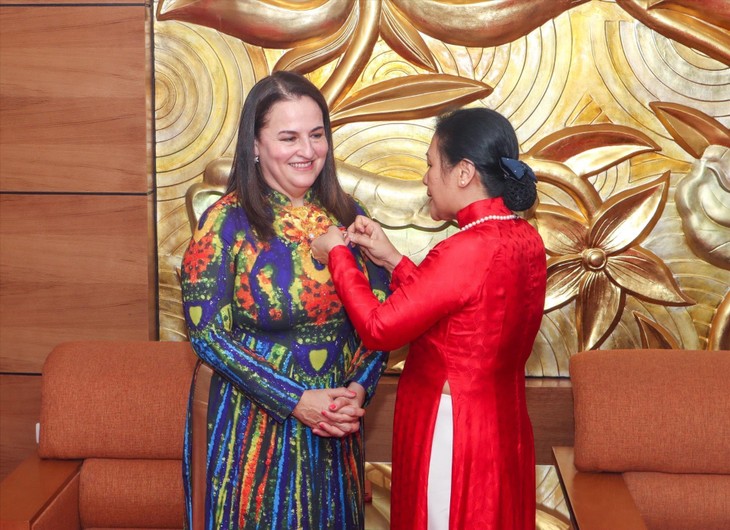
[278,206,333,244]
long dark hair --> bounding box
[434,107,537,211]
[227,71,356,240]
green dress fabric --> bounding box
[180,189,389,529]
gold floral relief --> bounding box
[155,0,730,365]
[154,1,729,522]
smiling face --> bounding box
[254,96,328,205]
[423,135,461,221]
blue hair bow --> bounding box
[500,157,537,183]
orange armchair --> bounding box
[0,341,198,530]
[554,349,730,530]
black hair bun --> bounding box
[500,157,537,211]
[503,179,537,211]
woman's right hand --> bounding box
[292,388,364,438]
[347,215,403,273]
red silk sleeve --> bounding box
[328,239,493,351]
[390,255,417,290]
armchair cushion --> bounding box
[80,458,183,529]
[624,472,730,530]
[571,349,730,474]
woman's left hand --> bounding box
[311,226,347,265]
[294,387,363,438]
[312,382,367,438]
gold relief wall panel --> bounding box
[153,0,729,364]
[153,1,729,524]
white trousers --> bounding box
[427,393,453,530]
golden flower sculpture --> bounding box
[537,176,694,351]
[524,124,695,351]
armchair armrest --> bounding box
[552,446,647,530]
[0,454,82,530]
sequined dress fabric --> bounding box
[180,190,389,529]
[328,197,547,530]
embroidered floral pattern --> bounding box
[182,232,215,283]
[278,206,332,244]
[300,275,342,325]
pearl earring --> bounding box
[255,155,260,164]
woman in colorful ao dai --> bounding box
[313,108,547,530]
[180,71,390,529]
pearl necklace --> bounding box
[460,213,518,231]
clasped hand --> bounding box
[292,383,366,438]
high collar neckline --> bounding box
[267,188,316,208]
[455,197,512,228]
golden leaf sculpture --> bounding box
[381,0,438,72]
[320,0,382,109]
[156,0,356,48]
[388,0,590,47]
[330,74,493,127]
[633,311,680,349]
[616,0,730,66]
[650,102,730,159]
[708,292,730,351]
[526,125,660,180]
[273,6,359,74]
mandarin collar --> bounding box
[267,188,317,209]
[456,197,512,228]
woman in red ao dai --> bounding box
[313,108,547,530]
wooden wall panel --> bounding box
[0,194,155,373]
[363,376,398,463]
[0,0,153,480]
[0,6,148,193]
[526,378,575,465]
[0,375,41,480]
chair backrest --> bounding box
[40,340,197,459]
[39,340,198,529]
[570,348,730,474]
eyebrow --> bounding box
[278,125,325,135]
